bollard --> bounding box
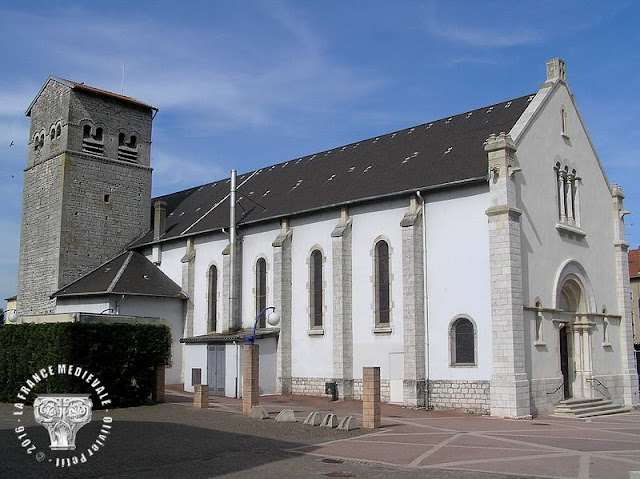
[194,384,209,408]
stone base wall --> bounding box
[353,379,390,403]
[590,374,624,402]
[290,377,390,402]
[428,379,490,414]
[530,377,564,415]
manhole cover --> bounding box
[321,458,345,464]
[325,473,356,478]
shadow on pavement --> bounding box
[2,419,315,478]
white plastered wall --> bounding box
[56,297,110,314]
[153,241,187,287]
[192,232,228,336]
[117,296,184,384]
[425,184,493,381]
[289,210,336,379]
[183,343,207,393]
[240,221,281,329]
[350,199,405,381]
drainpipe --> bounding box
[229,169,237,330]
[416,191,430,409]
[233,340,239,398]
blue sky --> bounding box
[1,1,639,304]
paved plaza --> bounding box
[2,388,640,478]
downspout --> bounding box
[233,340,239,398]
[229,169,237,330]
[416,191,430,409]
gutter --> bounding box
[134,176,487,249]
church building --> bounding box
[16,59,639,417]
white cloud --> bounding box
[0,6,383,137]
[423,16,541,48]
[446,56,501,67]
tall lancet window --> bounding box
[374,239,391,326]
[208,265,218,332]
[255,258,267,328]
[309,249,324,330]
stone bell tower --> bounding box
[17,77,155,315]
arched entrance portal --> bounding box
[558,279,587,399]
[554,260,596,400]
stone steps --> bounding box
[553,397,631,418]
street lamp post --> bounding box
[242,307,280,414]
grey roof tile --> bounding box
[132,93,534,247]
[53,251,186,299]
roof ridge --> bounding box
[107,251,134,293]
[51,250,130,297]
[150,92,535,203]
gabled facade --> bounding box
[630,248,640,349]
[17,59,639,417]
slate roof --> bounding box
[132,92,536,248]
[630,249,640,280]
[52,251,186,299]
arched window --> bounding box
[450,316,476,366]
[255,258,267,328]
[83,124,91,138]
[118,132,126,146]
[208,265,218,332]
[374,239,390,326]
[309,249,323,330]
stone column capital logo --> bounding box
[33,394,93,451]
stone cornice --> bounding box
[485,205,522,218]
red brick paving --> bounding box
[166,387,640,478]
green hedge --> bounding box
[0,322,171,408]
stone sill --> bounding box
[602,342,612,348]
[450,363,477,368]
[373,326,392,334]
[534,340,547,347]
[555,222,586,237]
[307,329,324,336]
